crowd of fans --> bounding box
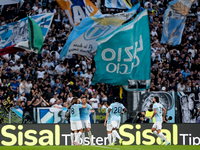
[0,0,200,113]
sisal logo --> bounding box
[1,125,61,146]
[1,124,200,146]
[119,124,200,145]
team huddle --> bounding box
[65,96,126,146]
[65,96,170,146]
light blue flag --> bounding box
[60,2,140,59]
[92,10,151,89]
[161,0,193,46]
[0,0,20,5]
[105,0,132,9]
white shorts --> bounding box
[81,120,91,129]
[152,121,162,130]
[111,121,120,129]
[107,124,112,131]
[70,121,82,131]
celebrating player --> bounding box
[70,97,87,146]
[108,97,127,146]
[150,96,170,146]
[80,96,93,145]
[104,101,112,145]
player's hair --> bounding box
[81,96,86,99]
[72,97,78,104]
[107,101,111,106]
[154,96,159,103]
[114,97,121,103]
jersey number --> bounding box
[71,108,74,115]
[159,107,162,116]
[114,107,122,114]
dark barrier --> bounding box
[0,124,200,146]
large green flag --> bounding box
[92,10,151,90]
[28,16,43,54]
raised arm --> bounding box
[41,97,49,106]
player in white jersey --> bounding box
[80,96,93,145]
[150,96,170,146]
[70,97,87,146]
[104,101,112,145]
[108,97,127,146]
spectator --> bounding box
[19,79,26,95]
[10,78,19,94]
[50,92,58,106]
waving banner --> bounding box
[105,0,132,9]
[92,10,151,87]
[56,0,101,27]
[60,3,140,58]
[0,13,54,50]
[0,0,20,5]
[161,0,193,46]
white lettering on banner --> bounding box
[85,5,94,15]
[124,46,133,62]
[102,36,143,74]
[106,63,117,73]
[102,49,116,61]
[72,6,86,23]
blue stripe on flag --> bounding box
[40,109,49,118]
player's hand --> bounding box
[104,121,106,126]
[150,116,153,120]
[163,117,166,122]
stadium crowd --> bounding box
[0,0,199,113]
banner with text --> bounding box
[60,3,140,58]
[92,10,151,86]
[0,124,200,146]
[56,0,101,27]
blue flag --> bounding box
[92,10,151,88]
[60,3,140,58]
[105,0,132,9]
[161,0,193,46]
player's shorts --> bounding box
[111,121,120,129]
[81,120,91,129]
[70,121,82,131]
[107,124,112,132]
[152,121,162,130]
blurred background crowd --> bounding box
[0,0,199,113]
